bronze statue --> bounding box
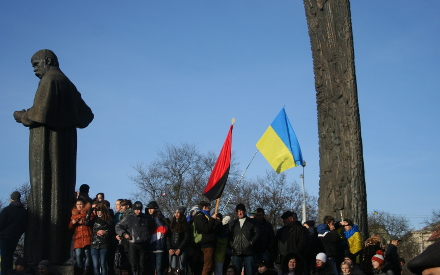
[13,49,94,264]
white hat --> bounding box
[316,252,327,263]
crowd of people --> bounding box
[65,184,406,275]
[1,185,439,275]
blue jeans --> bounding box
[91,248,108,275]
[148,251,165,275]
[328,257,339,275]
[232,255,255,275]
[75,247,91,268]
[169,250,187,271]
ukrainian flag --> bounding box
[256,108,304,173]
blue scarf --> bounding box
[198,209,212,219]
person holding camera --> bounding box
[69,197,93,275]
[86,203,114,275]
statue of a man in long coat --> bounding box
[13,49,94,264]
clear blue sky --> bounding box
[1,1,439,230]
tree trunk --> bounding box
[303,0,368,238]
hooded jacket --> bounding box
[68,202,92,249]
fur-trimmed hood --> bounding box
[71,201,91,216]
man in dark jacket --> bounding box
[116,201,149,275]
[0,191,27,273]
[193,201,217,275]
[255,208,275,267]
[385,236,402,275]
[275,211,308,270]
[317,216,343,275]
[229,204,260,275]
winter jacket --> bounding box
[68,203,93,249]
[343,225,363,256]
[0,201,27,244]
[385,244,400,275]
[372,263,394,275]
[193,211,217,248]
[275,221,308,261]
[310,262,335,275]
[317,224,343,258]
[148,215,168,251]
[229,217,260,256]
[256,218,275,253]
[115,209,150,244]
[87,216,112,249]
[361,242,381,275]
[166,222,189,250]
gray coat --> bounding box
[115,210,150,244]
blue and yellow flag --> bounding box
[256,108,304,173]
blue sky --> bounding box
[1,1,439,230]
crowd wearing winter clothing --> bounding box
[3,187,438,275]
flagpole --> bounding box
[214,198,220,214]
[221,149,259,212]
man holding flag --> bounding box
[193,201,218,275]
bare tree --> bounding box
[303,0,368,238]
[423,209,440,230]
[130,142,239,217]
[368,211,411,239]
[225,170,318,229]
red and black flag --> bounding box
[203,124,233,201]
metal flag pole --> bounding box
[300,161,307,222]
[221,149,259,212]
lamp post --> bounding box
[300,161,307,222]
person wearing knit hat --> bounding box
[38,260,51,275]
[132,201,143,211]
[115,200,150,275]
[316,252,327,264]
[229,203,260,275]
[310,253,333,275]
[256,259,278,275]
[385,236,402,275]
[371,250,385,266]
[8,256,32,274]
[371,250,393,275]
[0,191,27,273]
[407,241,440,275]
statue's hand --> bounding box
[13,110,26,123]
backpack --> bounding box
[192,222,202,244]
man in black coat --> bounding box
[255,208,275,267]
[229,204,260,275]
[386,235,402,275]
[275,211,308,270]
[193,201,218,275]
[0,191,27,273]
[116,201,150,275]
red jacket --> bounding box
[69,203,93,249]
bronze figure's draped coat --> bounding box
[22,67,93,264]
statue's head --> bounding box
[31,49,59,79]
